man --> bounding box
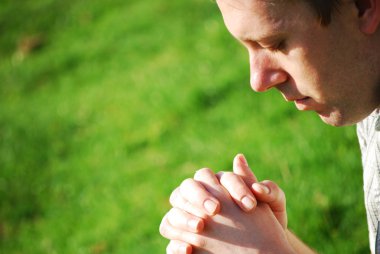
[160,0,380,253]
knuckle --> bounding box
[215,171,225,180]
[179,179,203,203]
[270,181,285,196]
[159,214,172,238]
[262,180,286,201]
[183,199,194,212]
[176,230,185,242]
[166,208,183,227]
[180,178,195,190]
[192,235,207,248]
[184,202,207,219]
[159,220,167,237]
[279,188,286,201]
[263,179,274,184]
[225,183,248,198]
[169,188,180,206]
[235,184,250,197]
[166,242,173,254]
[262,179,276,187]
[167,207,177,217]
[220,172,245,189]
[194,167,213,179]
[221,171,235,178]
[219,171,236,182]
[262,180,278,192]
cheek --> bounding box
[296,42,351,101]
[281,50,325,95]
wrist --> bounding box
[285,229,317,254]
[285,230,297,254]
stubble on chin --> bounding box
[318,108,364,127]
[318,109,348,127]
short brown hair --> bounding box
[306,0,341,25]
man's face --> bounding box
[217,0,380,126]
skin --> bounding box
[218,0,380,126]
[161,155,306,254]
[160,168,295,254]
[167,155,287,228]
[160,0,380,253]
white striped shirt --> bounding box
[357,108,380,254]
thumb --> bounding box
[233,154,258,186]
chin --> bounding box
[318,111,357,127]
[317,104,379,127]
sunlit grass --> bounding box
[0,0,368,253]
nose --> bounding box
[249,51,288,92]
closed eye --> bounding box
[265,40,286,52]
[238,38,287,53]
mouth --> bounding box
[293,97,312,110]
[282,93,315,111]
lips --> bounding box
[281,93,314,110]
[294,97,312,110]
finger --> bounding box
[233,154,258,186]
[170,187,208,219]
[160,214,207,249]
[166,208,204,233]
[219,172,257,212]
[194,168,228,201]
[167,240,192,254]
[179,176,220,216]
[251,180,286,213]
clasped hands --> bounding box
[160,154,295,254]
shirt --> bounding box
[357,108,380,254]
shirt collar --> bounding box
[372,108,380,131]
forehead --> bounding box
[216,0,288,13]
[216,0,310,41]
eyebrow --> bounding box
[240,32,285,44]
[238,18,287,42]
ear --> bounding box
[356,0,380,34]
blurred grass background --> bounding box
[0,0,369,253]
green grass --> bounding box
[0,0,368,253]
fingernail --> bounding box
[204,199,218,215]
[239,154,248,166]
[188,219,200,231]
[260,184,270,194]
[241,196,255,211]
